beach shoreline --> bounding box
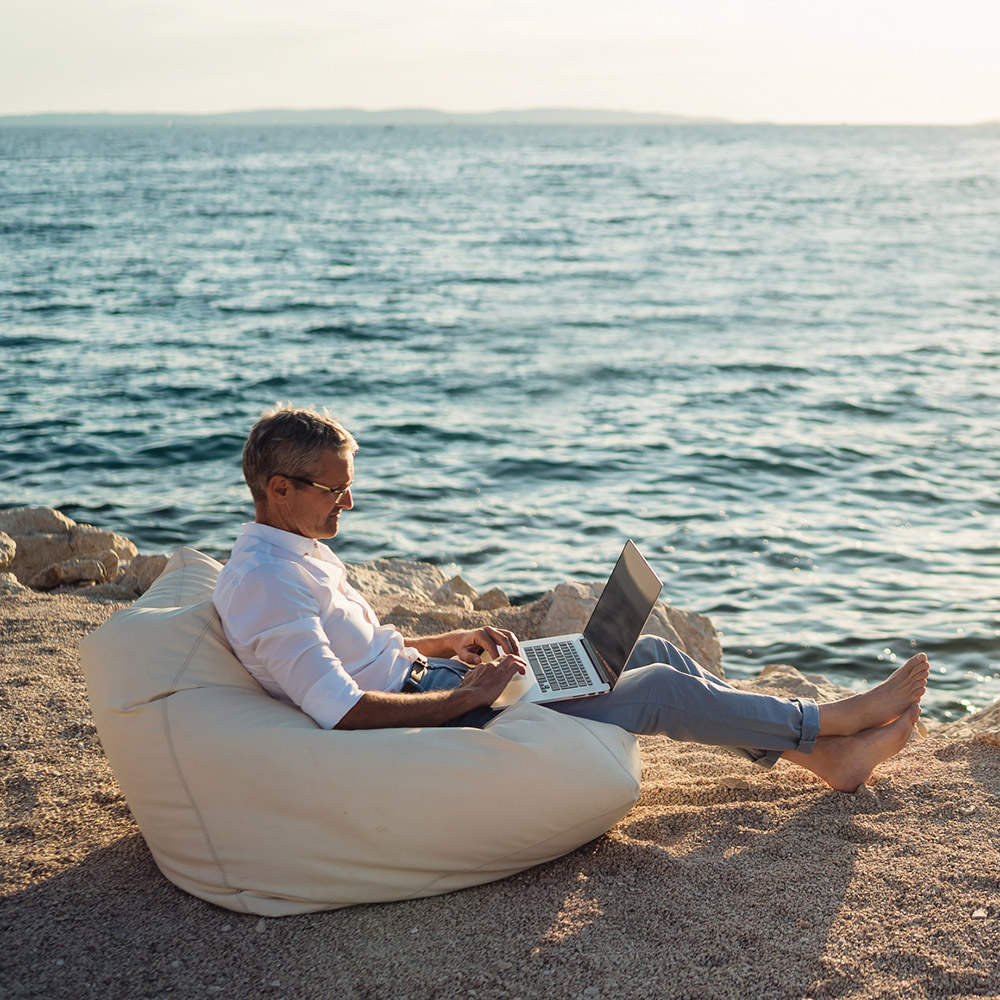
[3,579,999,1000]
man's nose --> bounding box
[336,488,354,510]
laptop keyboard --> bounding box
[526,640,592,692]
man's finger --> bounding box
[476,628,503,658]
[481,626,519,655]
[492,628,518,653]
[496,653,527,675]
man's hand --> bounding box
[458,653,527,704]
[454,626,520,665]
[336,651,528,729]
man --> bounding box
[214,406,929,791]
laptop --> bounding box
[492,540,663,709]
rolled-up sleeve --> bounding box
[216,563,364,729]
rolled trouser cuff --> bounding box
[744,697,820,769]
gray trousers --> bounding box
[425,635,820,768]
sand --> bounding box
[2,588,999,1000]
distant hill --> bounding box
[0,107,730,127]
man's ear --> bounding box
[265,474,292,506]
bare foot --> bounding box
[783,704,921,792]
[817,653,929,736]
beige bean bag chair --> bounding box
[81,548,642,916]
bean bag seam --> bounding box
[160,614,249,913]
[583,726,644,789]
[166,558,187,607]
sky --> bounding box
[2,0,998,124]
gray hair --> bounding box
[242,405,358,503]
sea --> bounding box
[1,122,998,721]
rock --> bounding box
[430,575,478,606]
[123,554,169,595]
[0,571,28,596]
[346,558,452,603]
[390,605,468,628]
[972,908,989,919]
[0,506,74,534]
[719,777,750,790]
[0,531,15,571]
[539,581,616,637]
[974,731,1000,747]
[473,587,510,611]
[752,664,855,703]
[659,605,723,678]
[538,581,724,677]
[939,699,1000,739]
[99,550,120,580]
[29,557,110,590]
[2,507,138,585]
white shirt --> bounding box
[213,523,419,728]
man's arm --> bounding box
[407,626,520,664]
[335,653,525,730]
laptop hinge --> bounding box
[581,636,615,687]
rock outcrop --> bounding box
[0,507,173,597]
[0,507,138,587]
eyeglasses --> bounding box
[278,474,353,503]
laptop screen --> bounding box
[583,540,663,682]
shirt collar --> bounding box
[240,522,344,566]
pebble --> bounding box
[972,908,988,919]
[719,777,750,790]
[255,918,268,933]
[959,805,977,815]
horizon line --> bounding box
[1,105,997,127]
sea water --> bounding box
[1,123,998,720]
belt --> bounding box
[401,655,430,693]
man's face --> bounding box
[280,449,355,540]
